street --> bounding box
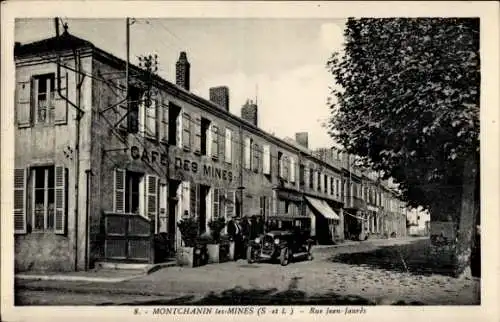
[15,237,480,306]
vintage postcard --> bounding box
[1,1,498,322]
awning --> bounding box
[305,196,340,220]
[344,211,366,221]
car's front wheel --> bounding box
[280,247,289,266]
[247,246,254,264]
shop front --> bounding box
[304,196,341,244]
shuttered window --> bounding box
[213,188,221,219]
[144,98,157,138]
[14,168,27,234]
[29,166,66,234]
[252,144,260,173]
[114,169,126,213]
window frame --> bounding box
[31,166,56,232]
[34,73,56,126]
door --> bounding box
[199,185,209,234]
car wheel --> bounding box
[280,247,289,266]
[247,246,254,264]
[307,252,313,261]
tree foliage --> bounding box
[327,18,480,219]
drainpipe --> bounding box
[55,18,84,271]
[85,169,92,270]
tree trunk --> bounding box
[454,153,479,278]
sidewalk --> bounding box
[15,237,424,284]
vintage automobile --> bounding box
[246,216,314,266]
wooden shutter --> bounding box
[113,168,126,213]
[212,188,220,219]
[54,73,68,125]
[225,128,232,163]
[16,79,32,128]
[145,99,157,138]
[193,114,201,154]
[190,183,199,219]
[145,175,158,225]
[14,168,27,234]
[54,165,67,234]
[160,101,169,143]
[158,183,167,233]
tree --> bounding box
[327,18,479,276]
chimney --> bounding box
[241,99,258,127]
[209,86,230,111]
[176,51,190,91]
[295,132,308,149]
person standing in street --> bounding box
[227,215,243,260]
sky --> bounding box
[15,18,346,149]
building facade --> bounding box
[13,31,407,272]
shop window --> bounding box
[201,118,211,156]
[225,128,232,163]
[168,103,181,146]
[225,190,236,218]
[29,166,67,234]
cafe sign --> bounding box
[130,145,233,182]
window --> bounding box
[278,152,284,179]
[252,144,260,173]
[168,104,181,146]
[323,174,327,193]
[128,86,141,133]
[317,172,321,191]
[28,166,67,234]
[125,171,142,214]
[225,128,232,163]
[143,98,157,138]
[32,166,55,231]
[330,177,334,195]
[193,114,202,154]
[289,157,296,183]
[299,164,305,185]
[201,118,211,156]
[182,113,191,150]
[244,137,252,169]
[211,124,219,159]
[283,156,289,181]
[263,145,271,175]
[336,179,340,198]
[160,101,168,143]
[309,167,314,189]
[34,73,56,124]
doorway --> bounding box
[199,185,210,234]
[168,180,180,252]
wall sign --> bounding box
[130,146,168,165]
[174,157,233,182]
[129,146,233,182]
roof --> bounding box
[15,31,93,57]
